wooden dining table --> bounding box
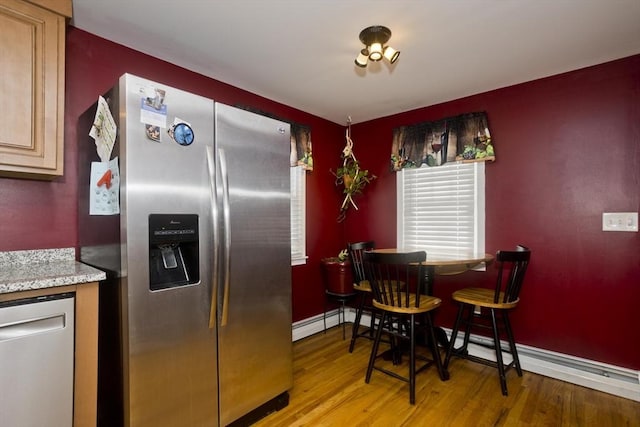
[372,248,494,294]
[370,248,495,378]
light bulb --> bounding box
[383,46,400,64]
[369,42,383,61]
[354,49,369,67]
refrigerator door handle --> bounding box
[218,148,231,327]
[206,146,219,330]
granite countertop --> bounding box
[0,248,106,294]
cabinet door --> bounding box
[0,0,65,178]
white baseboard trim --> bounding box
[291,312,331,341]
[292,308,640,402]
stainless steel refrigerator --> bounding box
[78,74,293,426]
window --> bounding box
[397,162,485,257]
[290,166,307,265]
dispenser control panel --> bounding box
[148,214,200,291]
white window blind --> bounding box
[397,162,485,257]
[290,166,307,265]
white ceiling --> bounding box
[71,0,640,125]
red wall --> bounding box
[1,27,638,370]
[345,55,640,370]
[0,27,345,323]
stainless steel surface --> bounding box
[79,74,292,426]
[121,74,218,426]
[218,147,231,327]
[206,146,219,330]
[0,294,75,426]
[215,103,293,425]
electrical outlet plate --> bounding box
[602,212,638,232]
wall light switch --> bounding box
[602,212,638,232]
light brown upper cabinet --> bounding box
[0,0,71,179]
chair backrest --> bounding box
[363,251,427,309]
[348,241,375,284]
[493,245,531,304]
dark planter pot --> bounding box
[321,257,354,295]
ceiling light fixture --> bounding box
[354,25,400,68]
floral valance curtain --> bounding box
[390,111,494,171]
[236,105,313,171]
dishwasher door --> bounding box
[0,293,75,427]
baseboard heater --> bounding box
[292,309,640,402]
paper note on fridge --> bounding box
[89,96,117,162]
[140,86,168,128]
[90,157,120,215]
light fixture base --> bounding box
[358,26,392,47]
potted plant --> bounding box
[331,128,376,222]
[321,249,354,295]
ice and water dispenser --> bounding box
[148,214,199,291]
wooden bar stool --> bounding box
[363,251,447,404]
[444,245,531,396]
[347,241,377,352]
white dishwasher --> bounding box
[0,293,75,427]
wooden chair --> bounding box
[347,241,376,353]
[363,251,446,404]
[443,245,531,396]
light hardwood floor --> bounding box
[254,325,640,426]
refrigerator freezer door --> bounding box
[214,103,293,425]
[120,74,218,426]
